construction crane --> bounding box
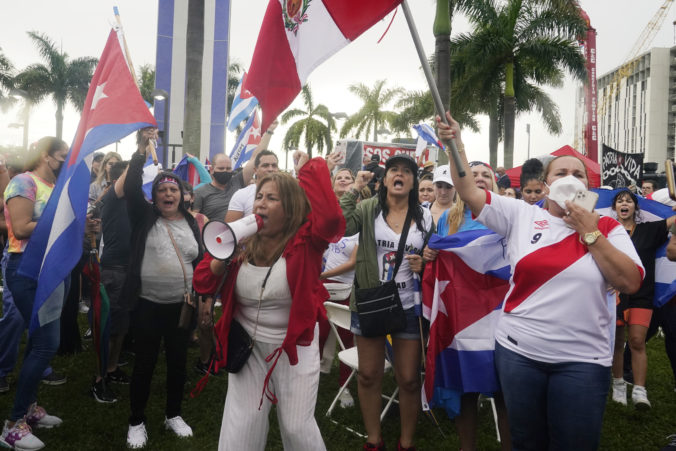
[597,0,675,119]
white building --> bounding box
[593,47,674,171]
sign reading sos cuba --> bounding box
[362,142,433,167]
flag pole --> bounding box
[400,0,465,178]
[113,6,159,166]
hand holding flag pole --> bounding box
[400,0,465,178]
[113,6,159,166]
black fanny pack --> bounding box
[355,208,413,338]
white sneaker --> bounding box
[632,385,652,409]
[339,388,355,408]
[611,378,627,406]
[164,416,193,438]
[0,419,45,450]
[25,403,62,429]
[126,423,147,449]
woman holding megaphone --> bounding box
[193,151,345,451]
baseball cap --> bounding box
[433,165,453,186]
[423,160,435,169]
[385,153,418,174]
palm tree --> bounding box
[280,84,335,158]
[227,61,243,112]
[390,88,480,136]
[0,47,15,111]
[451,0,586,168]
[340,80,402,142]
[137,64,155,105]
[14,31,97,139]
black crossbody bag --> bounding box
[355,208,413,337]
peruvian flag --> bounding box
[245,0,402,131]
[421,230,510,417]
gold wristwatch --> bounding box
[582,230,602,246]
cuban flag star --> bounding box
[421,230,511,417]
[18,29,156,331]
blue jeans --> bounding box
[495,342,610,451]
[0,247,25,378]
[5,253,63,421]
[0,247,54,380]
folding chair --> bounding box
[324,301,399,437]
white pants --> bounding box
[218,326,326,451]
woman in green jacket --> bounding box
[340,154,433,451]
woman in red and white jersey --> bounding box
[437,112,644,451]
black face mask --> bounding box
[51,160,63,178]
[212,171,233,185]
[183,200,193,210]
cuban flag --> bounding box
[142,154,161,200]
[229,109,261,170]
[18,29,156,331]
[594,189,676,307]
[413,123,443,157]
[227,72,258,131]
[421,230,511,418]
[245,0,402,131]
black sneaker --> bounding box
[194,358,220,376]
[106,367,131,385]
[0,376,8,393]
[41,371,67,386]
[91,378,117,404]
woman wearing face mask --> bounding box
[193,151,344,450]
[123,129,203,449]
[423,160,511,451]
[519,158,546,206]
[0,137,74,450]
[437,112,644,451]
[609,189,676,409]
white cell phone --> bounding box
[572,190,599,212]
[334,140,347,164]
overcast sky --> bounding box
[1,0,675,168]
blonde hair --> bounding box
[95,151,122,185]
[239,172,311,266]
[445,163,496,235]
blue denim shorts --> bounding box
[350,306,421,340]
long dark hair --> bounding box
[378,167,426,233]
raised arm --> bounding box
[436,112,486,217]
[294,151,345,245]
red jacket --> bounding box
[193,158,345,404]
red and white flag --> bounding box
[245,0,402,131]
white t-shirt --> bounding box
[323,234,359,284]
[228,184,256,217]
[476,192,644,366]
[374,208,433,310]
[234,258,291,344]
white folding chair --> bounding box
[324,301,399,437]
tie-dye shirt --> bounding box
[4,172,54,253]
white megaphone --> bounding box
[202,214,264,260]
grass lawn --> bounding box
[1,309,675,450]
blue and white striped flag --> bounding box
[594,189,676,307]
[229,109,261,170]
[227,71,258,132]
